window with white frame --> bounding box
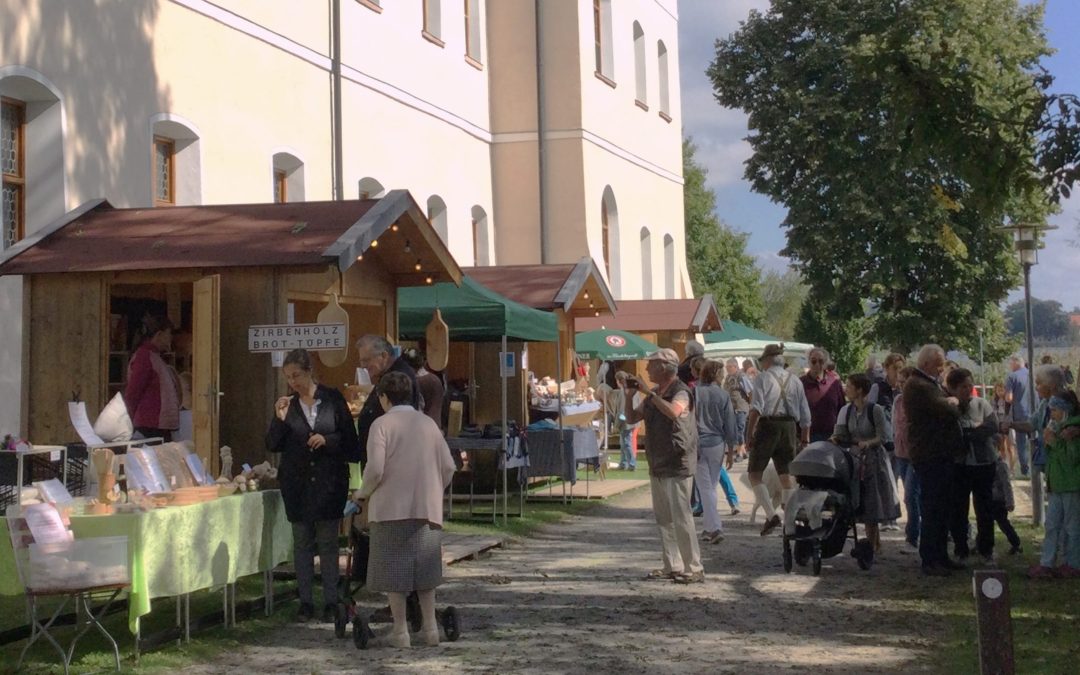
[151,117,201,206]
[593,0,614,81]
[471,205,490,266]
[358,177,385,200]
[423,0,442,43]
[464,0,482,63]
[427,194,448,241]
[633,22,647,106]
[663,234,675,299]
[658,40,670,118]
[600,186,620,297]
[640,227,652,300]
[272,152,305,203]
[1,97,25,249]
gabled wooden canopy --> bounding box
[575,295,722,333]
[463,257,616,319]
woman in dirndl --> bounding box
[831,372,900,552]
[358,371,456,648]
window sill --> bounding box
[465,54,484,71]
[635,99,649,112]
[356,0,382,13]
[422,30,445,48]
[153,201,175,208]
[659,110,672,123]
[594,71,616,89]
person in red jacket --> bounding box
[124,315,181,441]
[800,347,845,444]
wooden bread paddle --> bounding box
[317,293,349,367]
[426,308,449,371]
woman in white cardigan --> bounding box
[358,371,456,648]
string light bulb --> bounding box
[594,310,600,317]
[391,224,399,232]
[356,254,363,261]
[404,240,412,253]
[415,261,422,271]
[584,291,590,300]
[370,239,378,248]
[425,276,434,284]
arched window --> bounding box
[593,0,614,80]
[271,151,305,203]
[633,22,647,106]
[423,0,442,42]
[358,177,385,199]
[600,186,620,297]
[1,67,65,249]
[658,40,670,118]
[640,227,653,300]
[471,205,491,266]
[150,114,201,206]
[465,0,482,63]
[427,194,448,241]
[663,234,675,299]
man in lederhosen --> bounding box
[745,343,812,536]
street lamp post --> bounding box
[1000,222,1057,528]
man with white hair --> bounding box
[1005,355,1033,477]
[678,340,705,385]
[626,348,703,583]
[744,343,812,536]
[902,344,965,576]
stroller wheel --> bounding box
[794,540,812,566]
[406,593,423,634]
[334,602,349,639]
[441,606,461,642]
[353,616,371,650]
[812,544,822,576]
[782,538,793,573]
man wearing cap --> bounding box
[678,340,705,385]
[745,343,812,536]
[625,347,703,583]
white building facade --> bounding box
[0,0,689,434]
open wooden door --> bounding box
[192,275,221,476]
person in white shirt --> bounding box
[744,344,812,536]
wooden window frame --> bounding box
[593,0,603,74]
[601,199,611,279]
[472,216,480,267]
[356,0,382,13]
[422,0,444,46]
[2,97,26,247]
[274,169,288,204]
[153,135,176,207]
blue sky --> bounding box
[678,0,1080,309]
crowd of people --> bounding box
[623,339,1080,583]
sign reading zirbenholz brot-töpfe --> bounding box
[248,323,347,353]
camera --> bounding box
[625,377,641,390]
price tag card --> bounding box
[23,503,73,544]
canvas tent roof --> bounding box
[703,320,815,360]
[398,276,559,343]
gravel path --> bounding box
[184,466,967,674]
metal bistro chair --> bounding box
[7,506,130,674]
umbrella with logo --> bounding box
[575,329,659,361]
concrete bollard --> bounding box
[972,569,1015,675]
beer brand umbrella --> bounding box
[575,329,658,360]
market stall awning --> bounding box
[462,257,616,318]
[398,276,559,343]
[703,320,816,359]
[703,319,777,343]
[574,295,722,333]
[0,191,460,286]
[575,329,659,360]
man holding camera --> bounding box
[625,348,703,584]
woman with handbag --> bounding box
[945,368,1000,563]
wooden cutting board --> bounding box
[317,293,349,367]
[426,308,449,371]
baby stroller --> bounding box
[334,502,461,649]
[782,441,875,576]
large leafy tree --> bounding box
[709,0,1063,354]
[795,299,870,375]
[1004,297,1070,342]
[760,268,808,339]
[683,139,765,326]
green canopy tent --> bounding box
[575,329,659,361]
[702,320,815,360]
[398,275,559,523]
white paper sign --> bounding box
[185,453,210,486]
[247,323,347,352]
[68,401,105,445]
[127,447,171,493]
[499,352,515,378]
[23,503,73,544]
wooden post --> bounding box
[972,569,1014,675]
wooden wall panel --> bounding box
[26,274,106,443]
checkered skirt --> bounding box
[366,519,443,593]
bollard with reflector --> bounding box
[972,569,1014,675]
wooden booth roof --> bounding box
[574,295,723,333]
[0,191,461,286]
[462,257,617,319]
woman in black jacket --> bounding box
[266,348,358,622]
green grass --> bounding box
[923,520,1080,674]
[0,575,300,674]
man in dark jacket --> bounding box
[354,334,420,466]
[902,344,964,576]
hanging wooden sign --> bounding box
[426,308,449,371]
[317,294,350,367]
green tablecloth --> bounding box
[1,490,292,634]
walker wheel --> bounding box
[442,606,461,642]
[353,616,371,650]
[782,538,793,573]
[812,545,822,576]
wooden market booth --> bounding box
[462,257,617,388]
[0,191,461,474]
[574,295,723,383]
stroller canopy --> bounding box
[790,441,858,489]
